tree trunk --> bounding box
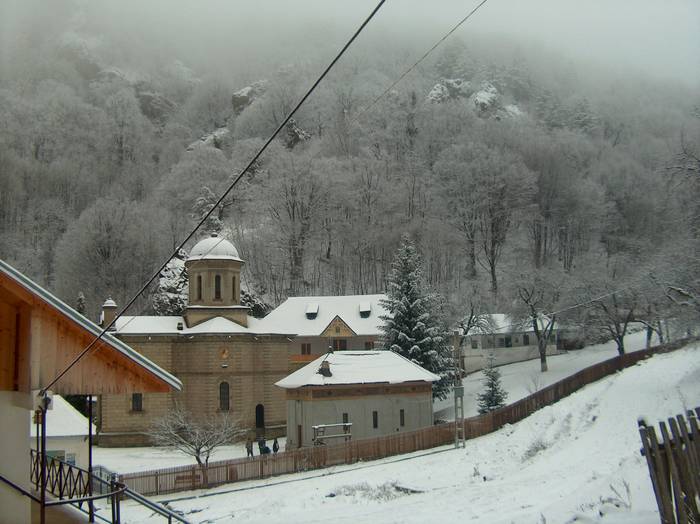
[615,336,625,355]
[196,460,209,488]
[645,325,653,349]
[466,236,476,279]
[538,338,548,372]
[489,262,498,296]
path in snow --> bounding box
[93,437,286,474]
[116,341,699,524]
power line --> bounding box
[40,0,387,395]
[349,0,491,126]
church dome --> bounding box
[187,233,241,261]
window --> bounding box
[364,340,374,350]
[332,339,347,351]
[219,382,230,411]
[66,453,76,466]
[131,393,143,412]
[372,410,378,429]
[214,274,222,300]
[523,334,530,346]
[471,339,478,349]
[497,337,505,348]
[505,336,513,348]
[232,276,236,301]
[301,343,311,355]
[400,409,405,427]
[196,275,202,301]
[342,413,349,424]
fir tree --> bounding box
[380,234,454,400]
[151,250,189,315]
[75,292,86,316]
[477,357,508,414]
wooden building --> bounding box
[276,350,439,448]
[0,259,181,523]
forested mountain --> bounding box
[1,1,698,335]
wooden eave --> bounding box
[0,260,182,395]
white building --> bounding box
[29,396,95,469]
[461,314,560,373]
[276,350,439,448]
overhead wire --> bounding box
[348,0,491,127]
[40,0,388,395]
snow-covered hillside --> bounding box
[117,341,699,524]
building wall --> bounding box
[293,335,378,355]
[284,384,433,448]
[462,332,559,373]
[99,334,293,446]
[30,436,89,469]
[0,392,31,524]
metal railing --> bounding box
[27,450,189,523]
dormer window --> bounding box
[305,302,319,319]
[214,274,222,300]
[359,301,371,318]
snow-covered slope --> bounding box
[117,342,699,524]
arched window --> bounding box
[219,382,229,411]
[214,274,222,300]
[232,276,236,301]
[196,275,202,301]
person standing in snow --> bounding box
[272,438,279,454]
[246,438,254,458]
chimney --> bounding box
[101,296,118,330]
[318,360,332,377]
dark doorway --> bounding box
[255,404,265,429]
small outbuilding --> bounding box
[275,350,439,448]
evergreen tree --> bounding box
[151,250,189,315]
[380,234,454,400]
[75,292,86,316]
[477,357,508,414]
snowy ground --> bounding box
[435,327,658,420]
[94,437,286,474]
[110,340,699,524]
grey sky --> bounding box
[2,0,699,87]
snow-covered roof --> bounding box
[256,294,388,337]
[467,314,553,336]
[114,314,288,335]
[187,233,242,262]
[275,350,440,388]
[30,395,95,438]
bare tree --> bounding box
[513,268,564,372]
[149,407,243,487]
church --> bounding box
[97,233,387,446]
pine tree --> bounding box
[75,292,86,316]
[151,250,189,315]
[477,358,508,414]
[380,234,454,400]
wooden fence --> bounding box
[119,337,695,497]
[639,409,700,524]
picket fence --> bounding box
[119,337,695,497]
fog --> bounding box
[2,0,699,86]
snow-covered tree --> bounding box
[477,357,508,414]
[380,234,454,400]
[151,250,188,316]
[75,292,86,316]
[240,288,271,318]
[149,406,243,488]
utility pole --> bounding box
[452,330,465,448]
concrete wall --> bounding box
[0,392,31,524]
[285,389,433,448]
